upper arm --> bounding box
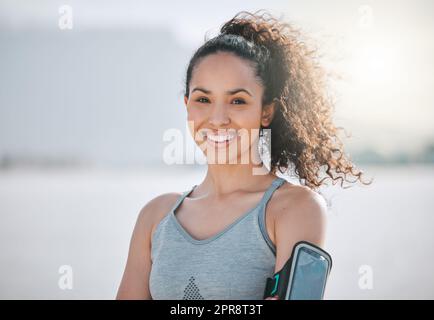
[116,193,178,300]
[273,187,328,274]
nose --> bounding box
[208,104,230,127]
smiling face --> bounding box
[184,51,275,165]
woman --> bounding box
[116,10,370,300]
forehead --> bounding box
[190,51,262,93]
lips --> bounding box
[201,129,239,148]
[206,133,236,143]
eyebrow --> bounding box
[191,87,252,97]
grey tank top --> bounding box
[149,176,286,300]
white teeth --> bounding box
[206,132,237,143]
[208,135,231,142]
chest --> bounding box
[173,192,277,245]
[149,220,277,300]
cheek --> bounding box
[231,107,262,137]
[237,109,261,128]
[186,103,209,121]
[237,108,263,144]
[186,107,207,142]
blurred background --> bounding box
[0,0,433,299]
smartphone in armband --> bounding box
[263,241,332,300]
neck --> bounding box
[200,146,277,197]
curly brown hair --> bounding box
[183,9,372,190]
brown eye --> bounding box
[196,97,210,103]
[232,98,246,105]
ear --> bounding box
[261,101,276,128]
[184,95,188,107]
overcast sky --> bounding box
[1,0,433,165]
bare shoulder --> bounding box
[138,192,181,222]
[116,191,182,299]
[273,183,328,226]
[271,182,328,273]
[137,192,182,240]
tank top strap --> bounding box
[171,184,197,213]
[259,176,286,207]
[172,176,285,214]
[257,176,286,256]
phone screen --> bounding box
[288,246,330,300]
